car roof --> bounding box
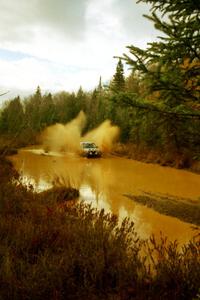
[80,141,94,144]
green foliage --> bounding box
[125,71,140,93]
[0,97,24,134]
[110,58,125,93]
[124,0,200,104]
[114,0,200,153]
[24,86,43,131]
[40,93,56,127]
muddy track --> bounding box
[125,192,200,226]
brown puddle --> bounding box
[10,147,200,243]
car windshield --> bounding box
[82,142,97,149]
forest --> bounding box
[0,0,200,169]
[0,0,200,299]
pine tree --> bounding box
[76,86,87,113]
[110,59,125,93]
[24,86,43,131]
[124,0,200,106]
[97,76,103,92]
[120,0,200,152]
[41,93,56,127]
[0,97,25,134]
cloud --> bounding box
[0,0,158,100]
[0,0,156,53]
[0,0,88,44]
[38,0,88,37]
[0,57,55,91]
[0,55,105,102]
[86,0,157,46]
[114,0,156,39]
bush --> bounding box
[0,157,199,300]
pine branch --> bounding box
[0,91,9,97]
[112,93,200,119]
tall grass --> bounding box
[0,156,199,300]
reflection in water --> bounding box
[10,147,200,243]
[80,184,112,213]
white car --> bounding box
[80,142,102,158]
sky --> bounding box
[0,0,158,102]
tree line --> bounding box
[0,0,199,159]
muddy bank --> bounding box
[40,186,79,203]
[125,192,200,226]
[0,139,18,156]
[0,155,18,181]
[114,143,200,173]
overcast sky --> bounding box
[0,0,157,102]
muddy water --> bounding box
[10,147,200,243]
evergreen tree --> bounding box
[24,86,43,131]
[110,59,125,93]
[97,76,103,92]
[119,0,200,152]
[124,0,200,106]
[35,85,42,101]
[125,71,140,94]
[76,86,87,113]
[0,97,25,134]
[40,93,56,127]
[53,91,77,123]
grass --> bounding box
[0,156,200,300]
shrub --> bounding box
[0,157,199,299]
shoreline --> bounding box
[113,143,200,174]
[125,192,200,227]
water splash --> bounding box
[40,111,120,153]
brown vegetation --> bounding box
[0,156,200,300]
[113,143,200,173]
